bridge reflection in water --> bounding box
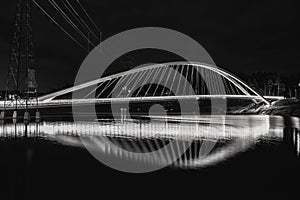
[0,115,299,168]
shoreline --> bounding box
[230,98,300,117]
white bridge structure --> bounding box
[2,62,277,109]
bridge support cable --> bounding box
[153,65,169,96]
[82,80,105,99]
[207,69,218,95]
[175,65,184,95]
[147,67,164,96]
[160,67,172,96]
[213,70,221,94]
[211,70,217,94]
[169,65,178,94]
[153,66,168,96]
[94,79,113,98]
[221,76,229,94]
[196,67,201,95]
[205,69,213,95]
[189,65,195,95]
[96,73,136,98]
[182,65,189,95]
[96,78,119,98]
[181,65,189,95]
[192,66,197,95]
[159,66,172,96]
[134,68,155,97]
[141,69,158,97]
[106,75,132,98]
[117,74,139,98]
[170,66,180,96]
[115,73,138,98]
[143,67,162,98]
[187,65,193,95]
[127,71,148,97]
[82,77,116,99]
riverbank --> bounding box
[261,98,300,116]
[230,98,300,117]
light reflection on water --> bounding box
[0,115,299,169]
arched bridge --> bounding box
[2,62,272,109]
[38,61,270,106]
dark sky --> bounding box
[0,0,300,92]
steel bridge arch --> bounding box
[38,61,270,105]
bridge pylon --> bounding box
[3,0,38,121]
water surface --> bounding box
[0,115,299,199]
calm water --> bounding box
[0,115,299,199]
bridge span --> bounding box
[0,95,283,110]
[1,62,284,111]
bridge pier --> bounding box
[12,111,18,120]
[35,111,41,123]
[0,109,41,124]
[0,111,5,121]
[120,108,127,123]
[24,111,30,124]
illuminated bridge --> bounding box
[1,61,273,110]
[0,1,281,115]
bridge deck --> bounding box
[0,95,283,110]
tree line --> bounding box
[239,72,300,98]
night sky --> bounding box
[0,0,300,92]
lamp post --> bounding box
[297,83,300,98]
